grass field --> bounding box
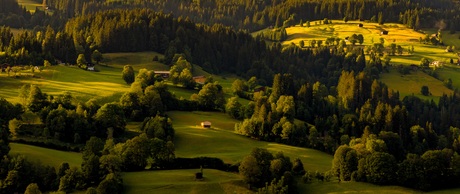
[0,52,169,104]
[278,20,458,67]
[16,0,46,13]
[123,169,250,194]
[380,68,453,101]
[272,20,460,101]
[168,111,333,172]
[9,143,82,168]
[436,66,460,90]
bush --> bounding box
[421,86,430,96]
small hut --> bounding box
[86,63,95,71]
[381,30,389,35]
[201,121,211,128]
[154,71,170,78]
[357,23,363,27]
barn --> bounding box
[201,121,211,128]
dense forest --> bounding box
[2,0,460,193]
[35,0,460,32]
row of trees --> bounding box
[42,0,460,32]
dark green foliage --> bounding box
[93,102,126,138]
[140,115,175,140]
[357,152,397,185]
[190,82,225,111]
[421,86,430,96]
[332,145,358,181]
[122,65,135,85]
[96,173,123,194]
[292,158,305,175]
[226,97,243,119]
[24,183,42,194]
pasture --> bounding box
[17,0,47,13]
[168,111,333,172]
[9,143,82,168]
[0,52,178,103]
[380,68,453,101]
[281,20,458,66]
[123,169,249,194]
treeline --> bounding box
[43,0,460,32]
[64,9,368,86]
[0,26,76,65]
[229,69,460,190]
[0,0,66,29]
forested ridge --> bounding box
[2,0,460,193]
[39,0,460,32]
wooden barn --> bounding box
[154,71,170,78]
[201,121,211,128]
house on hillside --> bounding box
[193,76,206,84]
[201,121,211,128]
[86,63,95,71]
[154,71,170,78]
[381,30,389,35]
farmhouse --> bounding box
[154,70,170,78]
[201,121,211,128]
[193,75,206,84]
[86,63,95,71]
[381,30,389,35]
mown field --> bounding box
[16,0,46,13]
[9,143,82,168]
[266,20,460,100]
[380,68,453,101]
[168,111,333,172]
[10,110,460,194]
[281,20,458,66]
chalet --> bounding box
[381,30,389,35]
[201,121,211,128]
[357,23,363,27]
[154,71,170,78]
[86,63,95,71]
[193,76,206,84]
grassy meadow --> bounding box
[168,111,333,172]
[282,20,458,66]
[123,169,249,194]
[380,68,453,101]
[272,20,460,101]
[9,143,82,168]
[17,0,46,13]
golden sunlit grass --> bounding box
[17,0,44,13]
[10,143,82,168]
[380,68,453,101]
[281,20,458,66]
[123,169,250,194]
[168,111,333,172]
